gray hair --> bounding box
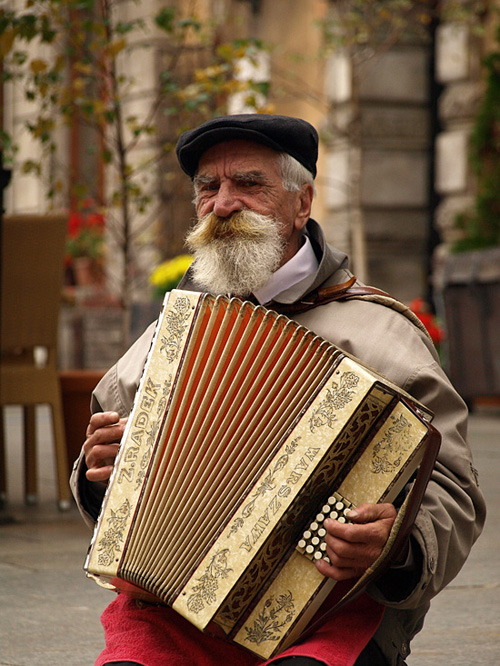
[278,153,316,196]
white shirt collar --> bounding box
[253,235,319,304]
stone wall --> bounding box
[434,20,483,254]
[322,40,434,303]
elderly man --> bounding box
[71,114,485,666]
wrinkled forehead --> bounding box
[196,140,282,179]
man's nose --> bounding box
[212,182,243,218]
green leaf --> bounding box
[155,8,176,32]
[22,159,42,176]
[177,17,201,32]
[115,20,141,35]
[40,15,57,43]
[17,14,38,41]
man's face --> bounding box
[193,140,311,265]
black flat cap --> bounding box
[176,114,318,179]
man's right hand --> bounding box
[84,411,128,482]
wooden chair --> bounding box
[0,214,70,509]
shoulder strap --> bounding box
[269,276,431,339]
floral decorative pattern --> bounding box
[309,371,360,432]
[160,295,193,362]
[243,591,296,645]
[186,549,233,613]
[371,413,412,474]
[96,499,132,567]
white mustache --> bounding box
[186,210,279,247]
[185,210,286,296]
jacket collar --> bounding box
[270,218,348,304]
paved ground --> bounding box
[0,404,498,665]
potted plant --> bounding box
[65,199,106,288]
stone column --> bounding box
[434,19,483,253]
[323,40,433,302]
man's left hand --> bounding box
[315,502,397,581]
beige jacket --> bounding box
[71,220,486,665]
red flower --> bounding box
[66,200,105,259]
[68,210,82,237]
[409,298,445,347]
[86,212,105,228]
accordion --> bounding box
[85,290,440,659]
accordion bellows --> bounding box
[85,290,437,658]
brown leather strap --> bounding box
[317,278,391,301]
[268,277,432,340]
[316,275,357,298]
[268,277,392,316]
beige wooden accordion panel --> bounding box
[85,290,434,659]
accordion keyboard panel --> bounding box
[296,492,355,563]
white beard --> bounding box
[185,210,286,297]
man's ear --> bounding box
[294,184,314,231]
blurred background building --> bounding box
[1,0,498,390]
